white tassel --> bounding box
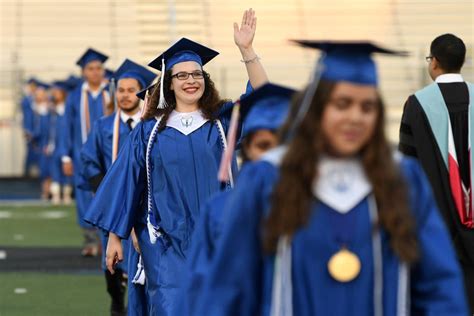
[157,58,168,109]
[132,255,146,285]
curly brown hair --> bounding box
[264,80,419,263]
[142,70,229,131]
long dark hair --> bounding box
[264,80,419,263]
[142,69,229,131]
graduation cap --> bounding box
[282,40,409,142]
[114,59,156,90]
[137,82,157,101]
[26,77,40,85]
[35,80,51,90]
[240,83,296,138]
[51,80,70,91]
[76,48,108,68]
[105,68,115,80]
[148,37,219,71]
[148,38,219,109]
[64,75,82,91]
[291,40,408,86]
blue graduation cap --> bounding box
[105,68,115,80]
[51,80,70,91]
[291,40,408,86]
[114,59,156,89]
[76,48,108,68]
[240,83,296,138]
[148,37,219,71]
[147,38,218,109]
[26,77,40,85]
[64,75,82,91]
[137,83,157,101]
[35,80,51,90]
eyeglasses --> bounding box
[171,71,204,80]
[425,55,434,62]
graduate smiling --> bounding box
[87,8,269,315]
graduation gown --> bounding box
[399,81,474,310]
[33,109,52,180]
[80,113,131,270]
[21,95,39,172]
[59,83,109,228]
[86,83,251,315]
[195,154,468,316]
[180,190,232,314]
[81,113,131,192]
[49,109,72,185]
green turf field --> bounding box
[0,204,82,247]
[0,273,108,316]
[0,203,109,316]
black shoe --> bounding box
[105,269,127,315]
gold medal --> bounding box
[328,247,361,282]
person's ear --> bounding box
[432,57,440,70]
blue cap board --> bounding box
[240,83,296,138]
[114,59,156,89]
[148,37,219,71]
[291,40,408,86]
[76,48,108,68]
[136,82,157,101]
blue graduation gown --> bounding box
[86,84,251,315]
[59,84,108,228]
[33,110,52,180]
[81,113,131,191]
[181,190,232,314]
[50,111,72,185]
[195,157,468,316]
[127,240,149,316]
[80,114,134,275]
[21,95,39,172]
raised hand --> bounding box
[234,8,257,50]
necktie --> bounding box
[126,118,134,131]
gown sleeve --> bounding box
[84,121,149,238]
[195,162,275,316]
[402,158,468,314]
[80,119,106,192]
[398,96,420,158]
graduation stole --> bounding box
[80,84,110,143]
[415,82,474,228]
[111,109,121,162]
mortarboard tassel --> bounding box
[140,89,149,119]
[109,78,117,112]
[157,58,168,109]
[283,52,326,143]
[218,101,240,184]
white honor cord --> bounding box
[369,195,383,316]
[397,262,410,316]
[145,116,163,244]
[270,235,293,316]
[215,119,234,188]
[80,88,88,144]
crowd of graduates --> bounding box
[17,8,473,316]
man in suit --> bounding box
[399,33,473,312]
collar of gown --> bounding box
[261,148,372,214]
[313,156,372,214]
[166,110,209,135]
